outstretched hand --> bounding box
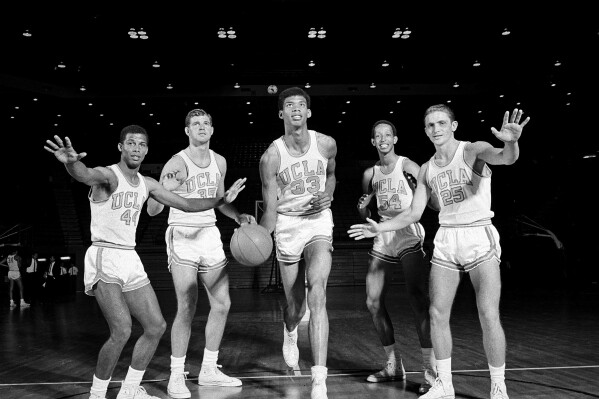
[224,177,247,204]
[44,135,87,164]
[491,108,530,143]
[347,217,379,240]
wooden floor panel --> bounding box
[1,283,598,398]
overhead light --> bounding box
[554,60,561,66]
[305,83,311,88]
[370,83,376,88]
[88,103,93,106]
[502,28,510,36]
[138,30,146,35]
[23,29,32,37]
[453,82,460,88]
[234,82,240,88]
[80,85,86,91]
[166,83,173,89]
[382,60,389,67]
[140,35,148,40]
[308,60,315,67]
[33,98,38,101]
[57,61,66,68]
[152,60,160,68]
[473,60,481,67]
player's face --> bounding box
[186,115,213,144]
[119,133,148,166]
[424,111,456,145]
[279,95,311,127]
[371,124,397,154]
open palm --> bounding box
[44,135,87,164]
[491,108,530,143]
[224,177,247,204]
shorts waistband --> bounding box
[92,242,135,250]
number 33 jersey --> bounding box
[426,141,494,226]
[273,130,328,216]
[89,164,148,247]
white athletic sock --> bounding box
[436,357,452,384]
[489,363,506,384]
[383,343,398,365]
[202,348,219,367]
[170,355,186,374]
[122,366,144,388]
[90,374,111,397]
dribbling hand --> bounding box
[44,135,87,164]
[223,177,247,204]
[347,217,379,240]
[491,108,530,143]
[237,213,257,226]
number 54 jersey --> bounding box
[89,164,148,247]
[274,130,328,217]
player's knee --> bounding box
[366,296,381,314]
[111,323,132,344]
[213,297,231,315]
[307,287,326,312]
[146,317,167,338]
[477,305,500,325]
[429,305,449,324]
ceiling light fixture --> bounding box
[234,82,240,88]
[554,60,561,66]
[502,28,510,36]
[152,61,160,68]
[308,60,315,67]
[473,60,481,67]
[57,61,66,68]
[382,60,389,67]
[370,83,376,88]
[80,85,86,91]
[166,83,173,89]
[305,83,311,88]
[23,29,32,37]
[453,82,460,88]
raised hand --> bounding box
[223,177,247,204]
[357,191,375,209]
[44,135,87,164]
[347,217,379,240]
[310,191,333,211]
[491,108,530,143]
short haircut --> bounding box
[371,120,397,139]
[424,104,456,123]
[185,108,213,127]
[278,87,311,110]
[119,125,148,144]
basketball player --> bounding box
[356,120,436,394]
[146,108,255,398]
[44,126,247,399]
[349,106,530,399]
[0,248,30,308]
[259,87,337,399]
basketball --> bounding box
[230,224,273,266]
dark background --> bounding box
[1,2,597,288]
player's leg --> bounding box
[365,256,405,382]
[170,264,199,358]
[15,277,30,307]
[420,265,460,399]
[279,259,305,367]
[197,267,241,387]
[402,251,435,391]
[8,278,16,307]
[117,284,166,399]
[469,258,508,398]
[304,240,332,399]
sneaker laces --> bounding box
[132,386,152,398]
[491,382,507,398]
[286,330,297,345]
[172,371,189,382]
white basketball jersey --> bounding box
[273,130,328,216]
[372,156,414,221]
[89,164,148,248]
[426,141,494,226]
[168,150,221,227]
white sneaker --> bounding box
[282,324,299,367]
[311,368,327,399]
[419,378,455,399]
[116,385,160,399]
[20,301,30,308]
[9,301,16,308]
[167,371,191,398]
[419,367,437,394]
[366,359,406,382]
[197,364,242,387]
[89,393,105,399]
[491,382,509,399]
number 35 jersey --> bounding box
[89,164,148,247]
[426,141,494,226]
[273,130,328,216]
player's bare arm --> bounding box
[357,166,375,219]
[258,144,279,234]
[214,153,256,225]
[147,156,186,216]
[44,135,117,199]
[311,133,337,211]
[474,108,530,166]
[145,176,246,213]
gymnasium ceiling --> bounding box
[0,2,597,160]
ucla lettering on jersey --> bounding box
[274,130,328,216]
